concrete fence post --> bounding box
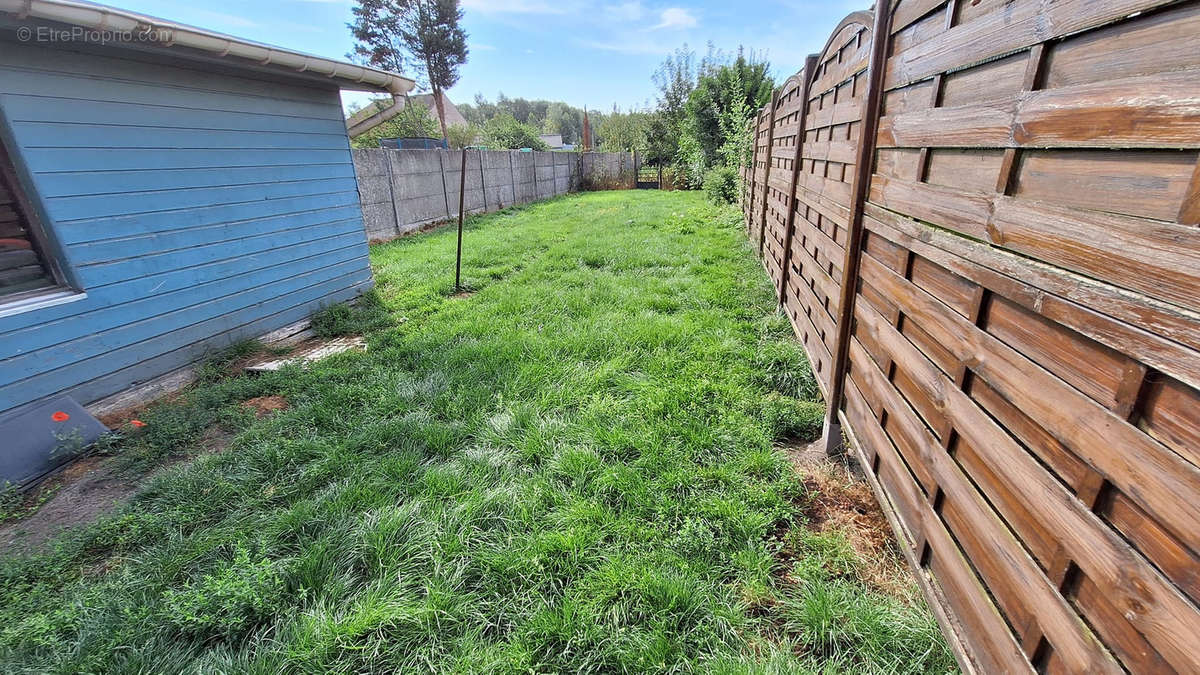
[508,151,517,204]
[383,149,402,239]
[438,150,451,218]
[472,149,482,210]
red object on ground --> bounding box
[130,420,146,428]
[51,411,70,422]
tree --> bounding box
[349,0,468,143]
[461,95,586,145]
[348,0,407,73]
[542,102,581,145]
[659,45,772,187]
[597,109,652,153]
[350,100,440,148]
[482,112,547,150]
[652,44,698,143]
[446,123,478,149]
[686,49,770,168]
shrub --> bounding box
[350,100,441,149]
[447,123,478,149]
[482,112,548,150]
[703,165,738,204]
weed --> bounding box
[161,543,287,640]
[310,290,389,337]
[196,339,262,383]
[0,481,62,524]
[0,482,23,523]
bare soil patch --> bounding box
[243,395,289,417]
[782,439,914,600]
[0,427,235,556]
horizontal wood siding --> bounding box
[0,40,372,419]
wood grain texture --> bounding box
[742,2,1200,672]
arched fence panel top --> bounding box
[745,10,875,399]
[740,1,1200,673]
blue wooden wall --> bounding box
[0,40,374,419]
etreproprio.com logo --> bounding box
[16,24,172,44]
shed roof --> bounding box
[0,0,416,95]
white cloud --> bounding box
[653,7,697,29]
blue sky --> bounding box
[106,0,863,113]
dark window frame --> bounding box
[0,132,73,304]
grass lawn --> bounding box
[0,190,953,673]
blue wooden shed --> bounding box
[0,0,414,484]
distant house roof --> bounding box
[407,93,468,128]
[0,0,416,95]
[539,134,565,149]
[347,92,467,139]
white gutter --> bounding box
[0,0,416,95]
[347,95,407,138]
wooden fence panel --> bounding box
[749,108,774,248]
[762,74,806,299]
[741,2,1200,672]
[790,14,871,397]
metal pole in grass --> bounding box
[455,147,467,293]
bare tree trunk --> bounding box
[431,82,449,144]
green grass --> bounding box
[0,191,953,673]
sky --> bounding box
[103,0,865,114]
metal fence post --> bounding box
[455,147,467,293]
[478,149,487,212]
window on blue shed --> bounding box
[0,139,56,299]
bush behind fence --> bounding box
[741,2,1200,673]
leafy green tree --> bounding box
[542,102,582,145]
[482,112,548,150]
[643,113,675,166]
[446,123,478,149]
[349,0,468,143]
[683,48,772,171]
[350,100,440,148]
[597,109,652,153]
[652,44,699,153]
[653,45,771,187]
[461,95,586,144]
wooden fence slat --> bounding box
[884,0,1179,90]
[757,90,781,255]
[778,56,820,313]
[824,2,893,445]
[842,378,1031,674]
[740,2,1200,671]
[878,70,1200,149]
[860,252,1200,553]
[852,285,1200,673]
[847,337,1122,672]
